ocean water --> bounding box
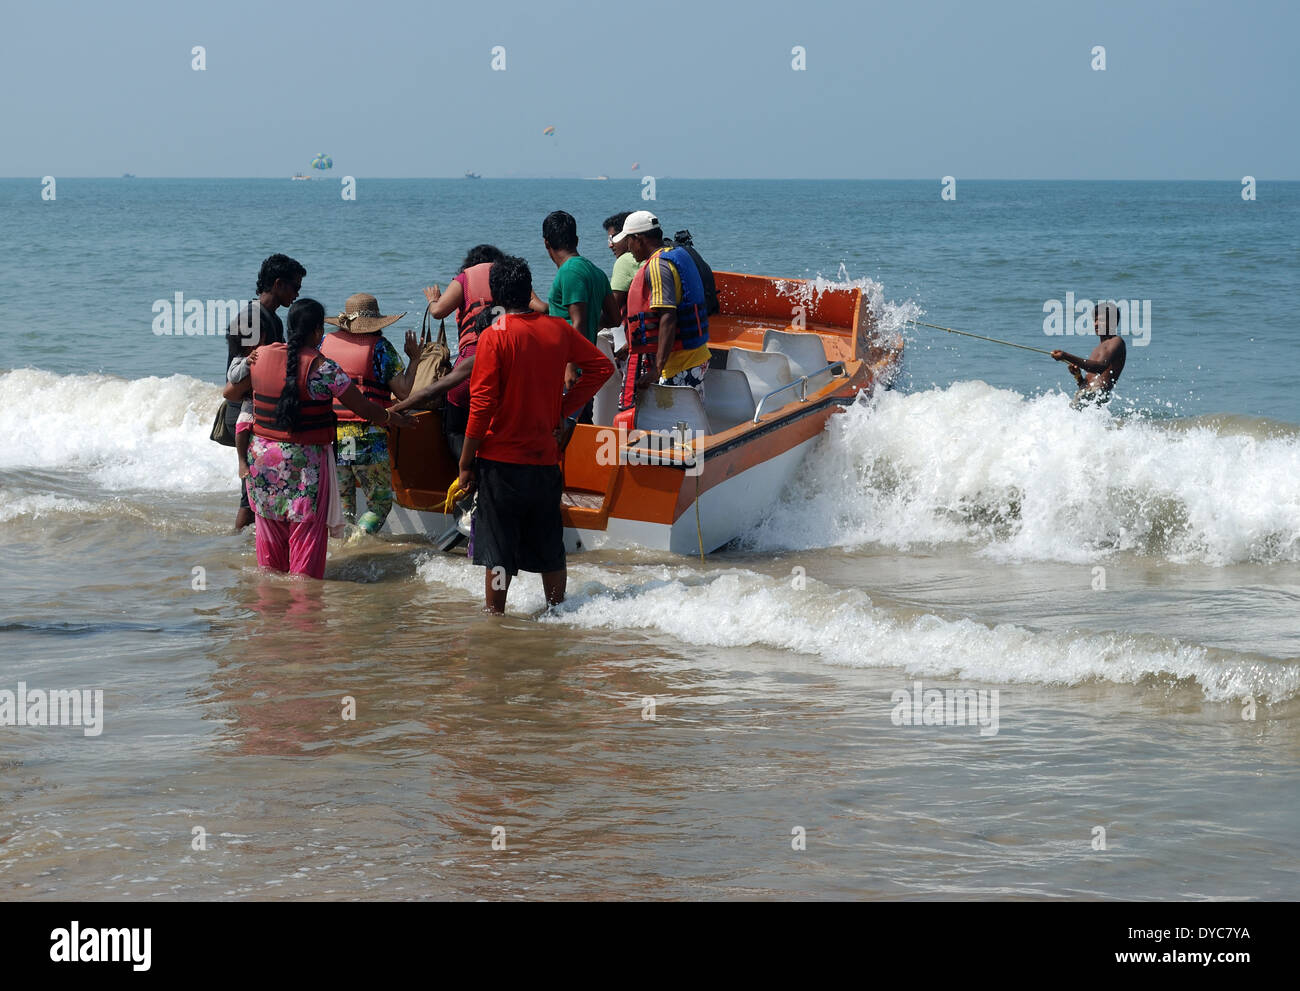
[0,179,1297,900]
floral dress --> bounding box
[245,358,352,522]
[334,336,405,467]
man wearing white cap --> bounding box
[613,211,712,417]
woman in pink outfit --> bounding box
[223,298,415,578]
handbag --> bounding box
[407,303,454,410]
[210,399,236,447]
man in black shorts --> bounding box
[458,256,613,613]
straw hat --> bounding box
[325,293,406,335]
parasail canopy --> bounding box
[311,153,333,170]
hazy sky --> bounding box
[3,0,1295,179]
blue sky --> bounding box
[2,0,1295,178]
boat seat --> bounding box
[762,329,828,377]
[726,348,794,407]
[634,384,712,437]
[762,329,833,390]
[701,368,756,432]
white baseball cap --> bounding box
[611,210,661,244]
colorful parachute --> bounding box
[542,126,556,136]
[311,154,333,170]
[631,161,640,171]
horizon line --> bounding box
[4,175,1296,182]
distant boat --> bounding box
[583,175,610,181]
[121,173,135,179]
[464,171,482,179]
[291,173,311,181]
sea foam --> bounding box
[415,556,1298,702]
[0,369,233,493]
[743,381,1300,566]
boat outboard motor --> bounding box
[669,230,719,316]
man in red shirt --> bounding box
[459,256,614,613]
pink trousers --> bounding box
[254,514,329,578]
[250,467,332,580]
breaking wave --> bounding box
[744,381,1300,565]
[415,556,1298,702]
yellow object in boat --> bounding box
[443,477,466,515]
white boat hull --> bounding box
[385,432,819,556]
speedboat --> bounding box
[387,271,903,554]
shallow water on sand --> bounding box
[2,492,1297,900]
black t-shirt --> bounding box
[225,301,284,369]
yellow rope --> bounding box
[695,470,704,563]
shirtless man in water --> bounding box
[1052,301,1126,406]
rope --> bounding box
[695,470,704,563]
[911,320,1055,356]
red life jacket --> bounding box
[250,343,337,445]
[457,262,494,342]
[319,330,391,422]
[624,247,709,358]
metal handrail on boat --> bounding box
[752,361,846,422]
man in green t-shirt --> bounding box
[544,210,620,421]
[603,210,639,313]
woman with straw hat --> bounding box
[320,292,423,533]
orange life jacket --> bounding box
[457,262,494,339]
[250,343,336,445]
[624,247,709,358]
[319,330,390,422]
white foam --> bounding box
[415,555,1298,702]
[0,491,96,524]
[776,272,922,344]
[743,381,1300,565]
[0,369,234,492]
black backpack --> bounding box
[669,231,719,316]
